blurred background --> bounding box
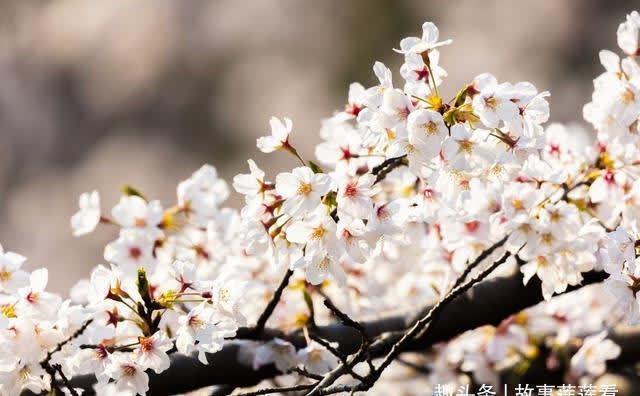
[0,0,633,294]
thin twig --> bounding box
[313,384,358,395]
[290,367,324,381]
[372,155,407,185]
[251,269,294,337]
[40,319,93,394]
[359,251,512,393]
[322,297,374,378]
[234,383,316,396]
[54,365,79,396]
[306,251,511,396]
[308,331,365,381]
[561,180,589,201]
[40,319,93,366]
[56,267,609,395]
[452,234,508,289]
[323,299,369,342]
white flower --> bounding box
[441,124,486,170]
[362,62,393,109]
[112,195,163,232]
[286,210,338,260]
[589,170,624,204]
[275,167,331,217]
[603,253,640,324]
[600,227,636,274]
[168,260,200,292]
[208,275,247,323]
[233,159,269,197]
[617,11,640,56]
[178,164,229,226]
[520,256,563,301]
[520,154,567,185]
[336,174,379,219]
[175,303,237,364]
[257,117,294,153]
[195,319,237,361]
[71,190,101,236]
[0,363,48,395]
[570,331,621,378]
[502,183,544,224]
[72,345,111,384]
[380,88,414,128]
[253,338,298,372]
[104,229,156,272]
[343,82,366,118]
[0,245,28,293]
[297,341,339,375]
[300,253,347,286]
[242,218,276,259]
[105,354,149,396]
[604,271,640,324]
[472,73,518,128]
[407,109,448,167]
[503,82,550,140]
[336,216,367,262]
[87,264,136,306]
[17,268,61,318]
[135,332,173,374]
[485,323,528,362]
[400,51,447,89]
[395,22,452,54]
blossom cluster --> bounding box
[1,10,640,396]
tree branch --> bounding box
[307,250,513,395]
[58,269,607,395]
[372,155,407,185]
[249,269,294,338]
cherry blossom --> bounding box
[71,190,101,236]
[570,331,621,378]
[4,12,640,396]
[275,166,331,217]
[256,116,294,153]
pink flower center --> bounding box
[415,66,429,81]
[139,336,154,353]
[346,103,362,116]
[464,221,480,233]
[604,171,615,185]
[129,247,142,260]
[344,183,358,198]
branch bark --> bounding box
[58,269,607,395]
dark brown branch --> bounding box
[355,251,513,394]
[307,251,514,395]
[39,319,93,395]
[250,269,294,337]
[289,367,324,381]
[452,235,508,290]
[54,364,79,396]
[57,269,607,396]
[323,298,369,342]
[234,383,316,396]
[308,331,365,381]
[372,155,407,185]
[41,319,93,366]
[561,180,589,201]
